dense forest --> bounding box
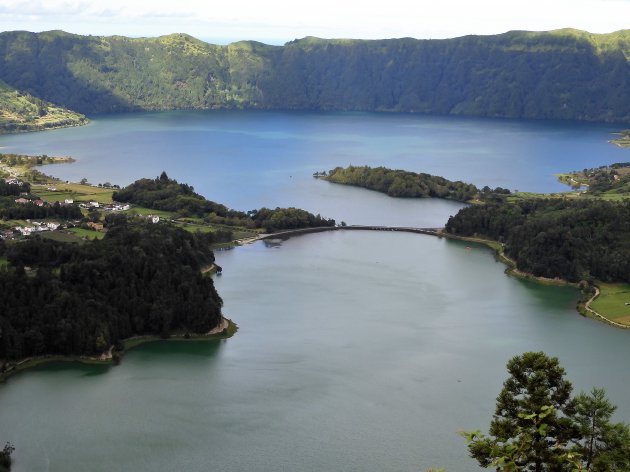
[0,219,223,362]
[0,199,82,220]
[0,180,30,196]
[0,29,628,122]
[445,199,630,283]
[323,165,480,202]
[113,173,336,231]
[249,207,336,232]
[0,179,82,219]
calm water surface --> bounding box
[0,112,629,471]
[0,110,626,225]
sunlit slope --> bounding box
[0,79,87,133]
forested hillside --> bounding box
[445,199,630,283]
[0,29,628,122]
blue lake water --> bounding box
[0,111,629,472]
[0,110,626,225]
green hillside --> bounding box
[0,29,628,122]
[0,79,87,133]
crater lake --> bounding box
[0,111,628,471]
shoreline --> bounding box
[438,232,578,287]
[0,317,237,383]
[438,232,630,327]
[251,226,627,328]
[0,118,89,136]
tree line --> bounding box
[0,198,82,220]
[445,198,630,283]
[0,218,224,363]
[0,180,30,196]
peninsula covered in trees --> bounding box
[0,218,224,365]
[113,172,336,232]
[0,29,629,126]
[445,199,630,284]
[321,166,482,202]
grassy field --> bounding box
[176,223,216,234]
[38,231,84,243]
[124,206,174,218]
[508,190,630,203]
[33,183,114,204]
[67,227,106,240]
[591,283,630,326]
[0,219,29,228]
[0,257,8,269]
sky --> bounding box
[0,0,628,44]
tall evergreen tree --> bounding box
[573,388,630,471]
[466,352,579,471]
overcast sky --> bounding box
[0,0,628,44]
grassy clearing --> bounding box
[33,183,114,204]
[591,283,630,325]
[507,191,584,202]
[124,206,174,218]
[38,231,84,243]
[178,217,206,224]
[0,219,29,228]
[178,224,216,234]
[507,190,630,203]
[67,227,106,240]
[0,257,8,269]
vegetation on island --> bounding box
[0,79,87,133]
[113,172,336,232]
[463,351,630,471]
[0,29,629,128]
[0,218,224,367]
[322,165,481,202]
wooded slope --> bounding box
[0,29,628,122]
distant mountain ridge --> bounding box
[0,29,628,123]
